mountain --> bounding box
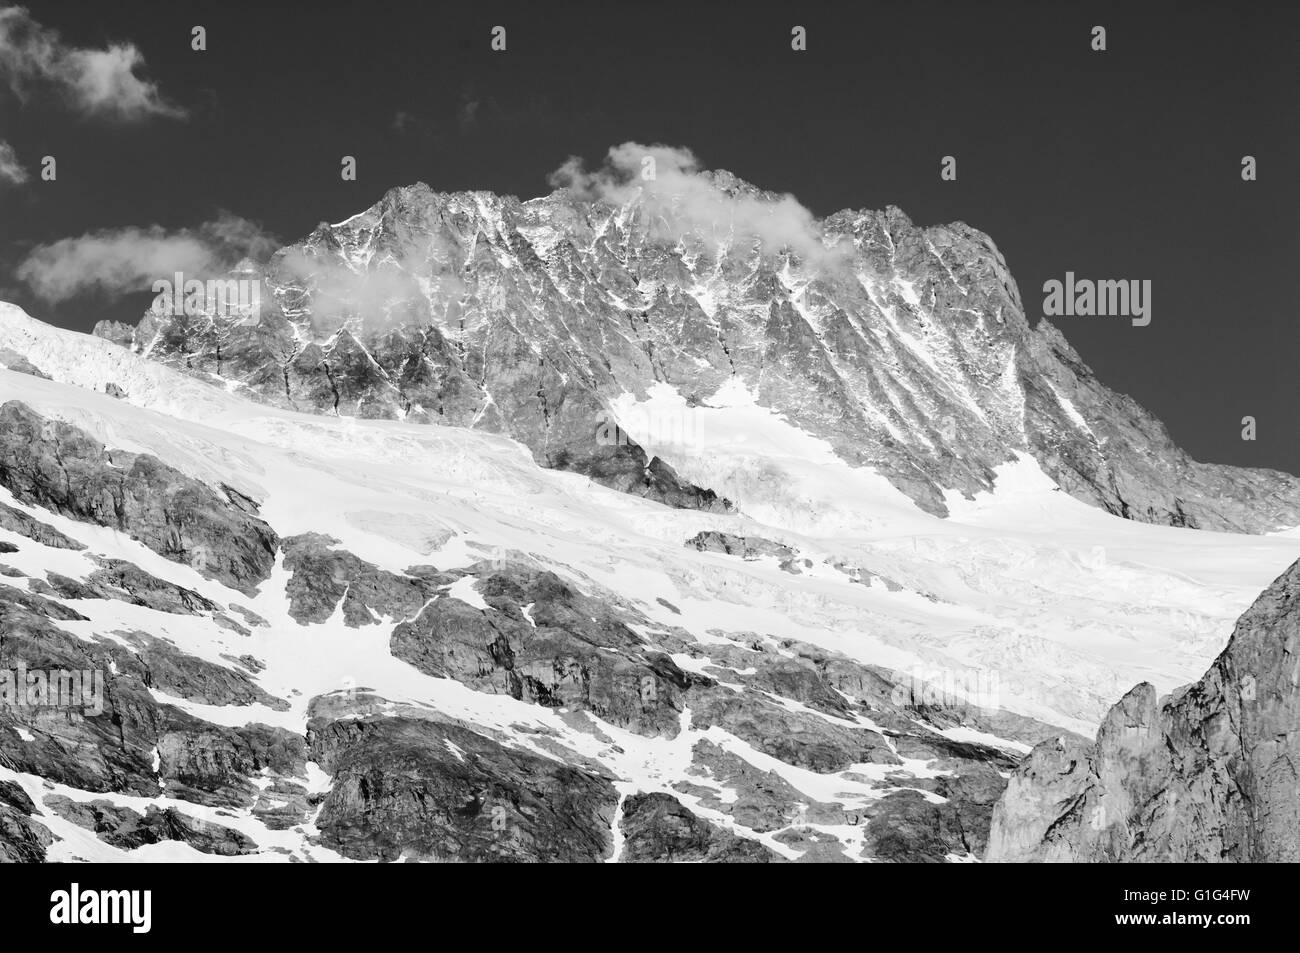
[987,556,1300,862]
[0,321,1048,862]
[2,297,1297,862]
[92,172,1300,534]
[1,160,1297,862]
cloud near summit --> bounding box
[16,214,278,303]
[549,142,842,265]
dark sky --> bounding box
[1,0,1296,474]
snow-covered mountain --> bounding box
[2,158,1298,862]
[95,172,1300,534]
[2,291,1298,862]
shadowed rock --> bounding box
[686,531,800,573]
[0,780,53,862]
[0,401,278,594]
[689,687,899,772]
[101,631,290,711]
[41,558,220,615]
[0,502,84,550]
[618,792,782,862]
[281,532,448,626]
[392,563,710,737]
[43,795,258,855]
[0,598,304,808]
[307,711,618,863]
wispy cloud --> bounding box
[273,240,466,337]
[16,213,278,303]
[0,139,26,185]
[549,142,843,265]
[0,5,184,120]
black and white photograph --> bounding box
[0,0,1294,933]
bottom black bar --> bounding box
[1,863,1279,941]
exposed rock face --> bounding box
[682,739,837,832]
[43,795,257,855]
[101,630,290,711]
[0,781,52,862]
[686,531,801,573]
[987,557,1300,862]
[618,792,782,862]
[0,582,87,620]
[689,687,899,772]
[862,764,1008,862]
[0,502,85,550]
[0,401,279,594]
[95,178,1300,532]
[392,563,710,738]
[307,704,619,863]
[0,594,303,809]
[39,559,221,615]
[281,532,448,625]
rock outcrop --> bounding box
[281,532,448,625]
[618,792,782,862]
[987,557,1300,862]
[0,593,303,807]
[43,795,258,856]
[0,502,84,550]
[37,558,221,615]
[0,401,279,594]
[307,702,619,863]
[0,781,52,862]
[391,562,711,738]
[686,531,802,573]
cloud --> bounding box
[273,241,467,337]
[0,139,26,185]
[16,213,279,303]
[548,142,842,265]
[0,5,184,120]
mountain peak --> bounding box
[78,165,1300,534]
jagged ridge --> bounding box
[88,172,1300,533]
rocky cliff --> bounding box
[987,557,1300,862]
